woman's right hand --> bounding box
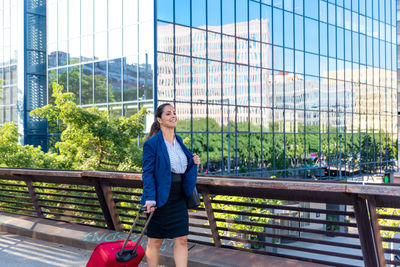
[145,202,156,213]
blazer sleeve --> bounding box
[141,140,156,204]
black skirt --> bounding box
[146,173,188,239]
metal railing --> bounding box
[0,168,399,267]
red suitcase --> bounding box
[86,207,154,267]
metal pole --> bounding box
[227,99,230,172]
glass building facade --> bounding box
[0,0,47,149]
[0,0,19,127]
[46,0,155,148]
[0,0,398,179]
[156,0,397,179]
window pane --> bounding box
[124,0,138,26]
[94,61,107,104]
[82,63,93,105]
[68,65,80,104]
[208,0,221,32]
[109,0,122,29]
[175,0,190,26]
[192,0,206,28]
[156,53,173,102]
[222,0,234,35]
[109,59,122,102]
[124,57,138,101]
[94,0,107,32]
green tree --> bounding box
[0,122,62,168]
[30,83,146,171]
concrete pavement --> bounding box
[0,232,91,267]
[0,232,150,267]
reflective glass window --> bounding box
[68,65,80,104]
[305,0,318,19]
[295,50,304,74]
[109,0,122,29]
[69,0,80,38]
[284,11,293,48]
[284,48,294,73]
[81,63,93,105]
[69,38,80,64]
[123,56,138,101]
[304,18,318,54]
[249,1,261,41]
[175,0,190,27]
[294,0,303,15]
[272,8,283,46]
[139,21,154,55]
[81,0,93,35]
[222,0,235,36]
[157,0,172,22]
[281,0,291,11]
[109,29,122,60]
[294,14,303,51]
[94,0,107,32]
[108,59,122,102]
[337,27,344,60]
[94,61,107,104]
[261,4,272,43]
[305,53,319,76]
[236,0,248,39]
[124,0,138,26]
[193,0,206,28]
[81,35,94,62]
[94,32,107,60]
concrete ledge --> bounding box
[0,212,326,267]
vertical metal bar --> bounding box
[101,183,123,231]
[352,195,380,267]
[200,187,221,247]
[25,178,44,218]
[94,181,115,230]
[367,197,386,267]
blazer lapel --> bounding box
[157,131,171,172]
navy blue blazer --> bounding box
[140,131,198,208]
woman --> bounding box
[141,103,200,267]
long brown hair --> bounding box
[146,103,172,140]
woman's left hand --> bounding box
[193,154,200,165]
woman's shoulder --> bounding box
[144,132,160,147]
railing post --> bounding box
[25,178,44,218]
[199,186,222,247]
[101,183,123,231]
[353,195,385,267]
[94,181,119,230]
[366,197,386,267]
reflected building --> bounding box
[157,19,271,126]
[0,0,47,149]
[0,0,397,179]
[156,0,397,178]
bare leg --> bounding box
[173,235,188,267]
[146,237,163,267]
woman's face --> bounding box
[157,105,177,129]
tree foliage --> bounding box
[30,83,147,171]
[0,122,62,168]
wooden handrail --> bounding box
[0,167,399,267]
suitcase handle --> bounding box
[116,206,155,262]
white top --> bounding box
[164,137,188,174]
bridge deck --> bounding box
[0,212,326,267]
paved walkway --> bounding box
[0,231,153,267]
[0,232,91,267]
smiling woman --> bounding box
[141,103,200,267]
